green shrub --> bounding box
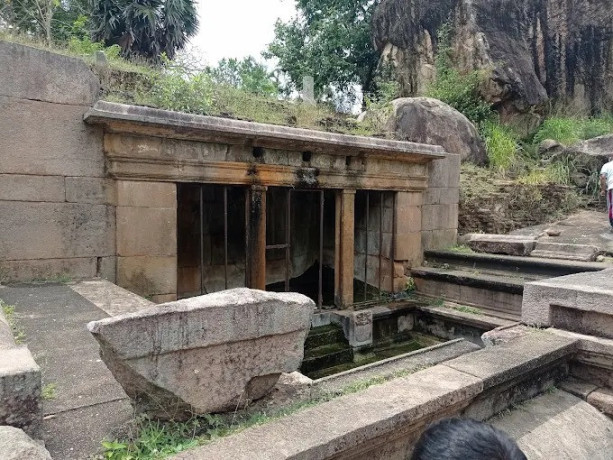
[482,122,519,172]
[426,24,494,127]
[533,116,613,146]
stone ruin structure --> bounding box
[87,289,314,420]
[0,40,460,311]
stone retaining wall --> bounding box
[0,41,115,284]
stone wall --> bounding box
[421,153,461,251]
[0,41,115,283]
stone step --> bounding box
[531,241,600,262]
[304,324,346,351]
[523,269,613,339]
[411,267,524,318]
[465,233,537,256]
[424,249,607,279]
[301,343,353,376]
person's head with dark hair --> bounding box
[411,417,527,460]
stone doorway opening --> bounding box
[177,183,247,298]
[265,188,336,308]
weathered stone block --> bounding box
[440,187,460,205]
[0,257,97,283]
[0,175,65,202]
[0,41,99,105]
[0,202,115,260]
[531,241,600,262]
[117,256,177,298]
[87,289,314,419]
[0,426,51,459]
[467,234,536,256]
[522,269,613,332]
[116,206,176,257]
[395,203,422,234]
[0,97,104,177]
[116,181,176,208]
[395,232,422,262]
[396,191,423,208]
[429,229,458,249]
[332,310,373,349]
[65,177,115,204]
[0,347,42,437]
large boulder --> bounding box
[87,289,314,420]
[0,426,51,460]
[373,0,613,130]
[381,97,487,164]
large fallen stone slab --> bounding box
[531,241,600,261]
[522,269,613,337]
[87,288,314,420]
[466,234,536,256]
[0,426,52,460]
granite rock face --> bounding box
[87,289,315,420]
[373,0,613,129]
[382,98,487,165]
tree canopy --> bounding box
[89,0,198,60]
[207,57,279,97]
[266,0,380,105]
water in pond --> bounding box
[300,324,444,380]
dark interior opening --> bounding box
[177,183,246,299]
[265,188,336,307]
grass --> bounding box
[42,383,58,400]
[101,364,431,459]
[533,116,613,146]
[1,300,26,344]
[452,305,482,315]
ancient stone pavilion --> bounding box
[81,101,456,307]
[0,41,460,307]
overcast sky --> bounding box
[189,0,297,65]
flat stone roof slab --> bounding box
[84,101,448,162]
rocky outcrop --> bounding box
[87,289,314,420]
[373,0,613,129]
[378,97,487,164]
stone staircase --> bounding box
[411,249,608,320]
[301,325,353,379]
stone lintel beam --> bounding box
[85,101,447,163]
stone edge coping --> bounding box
[417,305,516,330]
[424,250,609,273]
[84,101,449,160]
[411,266,525,293]
[465,234,538,242]
[170,331,578,460]
[524,268,613,294]
[312,338,477,387]
[0,306,15,350]
[70,279,155,317]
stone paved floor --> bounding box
[510,210,613,255]
[0,283,134,460]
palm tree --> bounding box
[90,0,198,61]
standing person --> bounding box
[601,154,613,232]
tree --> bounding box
[89,0,198,61]
[1,0,60,43]
[266,0,380,105]
[207,57,279,97]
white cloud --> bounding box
[189,0,296,65]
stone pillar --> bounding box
[334,189,355,308]
[246,185,267,290]
[395,191,424,272]
[116,181,177,303]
